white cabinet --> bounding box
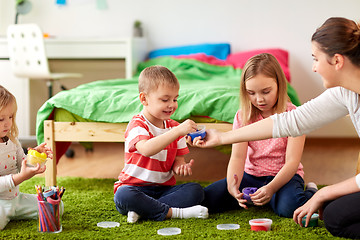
[0,37,147,140]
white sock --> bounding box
[127,211,140,223]
[306,182,318,190]
[171,205,208,219]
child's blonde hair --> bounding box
[0,85,18,142]
[240,53,289,125]
[138,65,179,94]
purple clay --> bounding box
[242,187,258,203]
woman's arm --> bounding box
[193,117,274,148]
[226,141,248,208]
[251,134,306,205]
[193,88,349,148]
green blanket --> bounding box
[36,56,300,143]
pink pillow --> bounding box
[175,53,229,66]
[226,48,291,82]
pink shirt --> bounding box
[233,102,304,178]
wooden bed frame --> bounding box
[43,120,360,186]
[43,120,233,186]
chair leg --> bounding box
[46,79,54,98]
[44,120,57,187]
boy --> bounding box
[113,65,208,223]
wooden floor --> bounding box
[53,138,360,186]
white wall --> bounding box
[1,0,359,137]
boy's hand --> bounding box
[177,119,198,136]
[173,159,194,176]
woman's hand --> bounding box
[293,192,323,227]
[191,129,222,148]
[228,174,248,209]
[250,185,274,206]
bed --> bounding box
[36,45,301,186]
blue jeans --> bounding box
[114,182,204,221]
[202,172,316,217]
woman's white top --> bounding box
[270,86,360,188]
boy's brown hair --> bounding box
[138,65,179,94]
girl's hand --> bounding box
[293,193,323,227]
[32,143,53,160]
[173,159,194,176]
[13,159,46,186]
[191,129,222,148]
[250,185,274,206]
[177,120,198,136]
[228,174,248,209]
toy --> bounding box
[216,224,240,230]
[157,227,181,236]
[249,218,272,231]
[187,125,206,141]
[97,221,120,228]
[27,149,47,167]
[242,187,257,204]
[301,213,319,227]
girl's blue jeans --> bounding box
[202,172,316,217]
[114,182,204,221]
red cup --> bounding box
[249,218,272,231]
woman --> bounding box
[192,17,360,239]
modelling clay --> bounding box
[301,213,319,227]
[249,218,272,231]
[187,125,206,141]
[242,187,257,204]
[27,149,47,167]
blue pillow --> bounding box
[148,43,231,60]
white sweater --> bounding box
[270,86,360,187]
[0,139,25,200]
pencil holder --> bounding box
[37,197,62,233]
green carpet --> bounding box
[2,177,344,239]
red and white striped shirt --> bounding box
[114,113,189,193]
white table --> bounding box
[0,37,147,139]
[0,37,147,79]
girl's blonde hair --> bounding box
[240,53,289,125]
[0,85,18,142]
[138,65,179,94]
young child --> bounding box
[113,65,208,223]
[200,53,317,217]
[0,85,53,230]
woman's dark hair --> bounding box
[312,17,360,66]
